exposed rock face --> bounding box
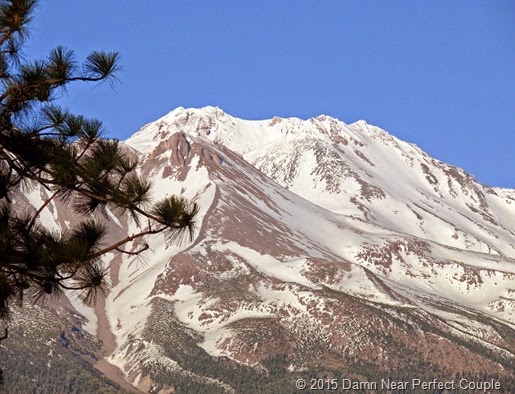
[7,106,515,392]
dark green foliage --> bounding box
[137,299,515,393]
[151,196,200,243]
[0,304,126,393]
[0,0,198,326]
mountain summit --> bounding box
[6,107,515,392]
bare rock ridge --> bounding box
[8,106,515,392]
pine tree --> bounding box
[0,0,198,334]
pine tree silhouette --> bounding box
[0,0,198,338]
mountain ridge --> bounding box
[127,106,514,254]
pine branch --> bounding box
[90,227,165,259]
[0,0,200,321]
[0,30,13,47]
[0,150,54,189]
[26,189,58,230]
[115,243,149,255]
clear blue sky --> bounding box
[27,1,514,187]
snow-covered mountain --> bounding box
[9,106,515,392]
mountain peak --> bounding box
[127,106,360,157]
[125,107,515,258]
[159,105,227,124]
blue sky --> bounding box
[27,1,514,187]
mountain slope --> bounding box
[126,106,515,320]
[105,107,515,391]
[4,106,514,392]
